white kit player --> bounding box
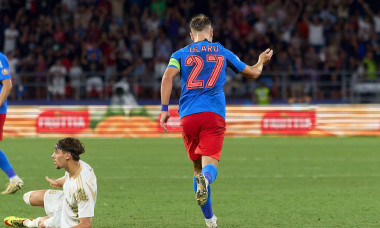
[4,137,97,228]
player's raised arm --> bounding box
[160,66,179,132]
[241,48,273,79]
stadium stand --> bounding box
[1,0,380,104]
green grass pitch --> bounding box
[0,137,380,227]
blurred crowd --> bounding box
[0,0,380,104]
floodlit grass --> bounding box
[0,137,379,227]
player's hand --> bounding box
[46,176,62,188]
[258,48,274,64]
[160,111,171,132]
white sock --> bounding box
[23,217,40,228]
[205,215,217,222]
[9,175,21,183]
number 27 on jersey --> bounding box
[185,54,224,89]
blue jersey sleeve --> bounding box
[223,48,246,74]
[167,50,181,71]
[0,55,11,81]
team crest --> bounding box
[2,69,8,75]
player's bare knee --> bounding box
[29,190,46,207]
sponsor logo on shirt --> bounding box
[261,111,316,135]
[36,110,90,133]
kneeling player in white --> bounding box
[4,137,97,228]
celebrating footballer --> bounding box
[160,14,273,228]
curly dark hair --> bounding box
[56,137,85,161]
[189,14,211,32]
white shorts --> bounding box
[86,77,103,93]
[43,189,64,228]
[52,78,66,95]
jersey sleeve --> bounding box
[223,48,247,74]
[167,50,181,71]
[0,55,11,80]
[77,179,97,218]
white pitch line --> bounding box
[22,174,380,180]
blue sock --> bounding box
[0,150,16,179]
[193,176,214,219]
[201,164,218,184]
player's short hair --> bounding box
[56,137,85,161]
[189,14,212,32]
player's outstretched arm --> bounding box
[160,67,179,132]
[241,48,273,79]
[46,176,65,188]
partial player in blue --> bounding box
[0,52,23,194]
[160,14,273,227]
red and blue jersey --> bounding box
[168,40,247,119]
[0,52,11,114]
